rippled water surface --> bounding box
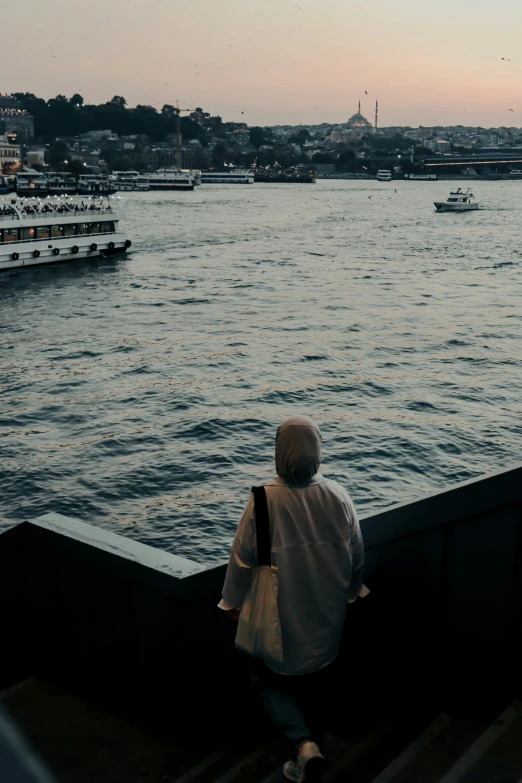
[2,180,522,563]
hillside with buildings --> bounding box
[2,92,522,177]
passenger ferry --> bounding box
[109,171,150,192]
[0,196,131,272]
[16,169,48,196]
[179,169,202,186]
[47,174,78,195]
[376,169,393,181]
[147,170,196,191]
[200,169,254,184]
[77,174,115,195]
[434,187,479,212]
[405,173,437,181]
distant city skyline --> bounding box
[4,0,522,128]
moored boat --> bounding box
[434,187,479,212]
[405,173,437,181]
[16,168,48,196]
[201,169,254,184]
[77,174,115,196]
[0,195,131,272]
[47,173,78,195]
[376,169,393,181]
[254,167,315,183]
[109,171,150,192]
[148,169,196,191]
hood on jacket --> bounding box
[275,415,322,484]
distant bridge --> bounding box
[423,153,522,167]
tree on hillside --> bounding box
[249,126,266,148]
[110,96,127,108]
[70,94,84,107]
[161,104,176,117]
[337,149,355,164]
[49,94,68,104]
[48,140,69,165]
[289,129,310,144]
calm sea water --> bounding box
[2,180,522,563]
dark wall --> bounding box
[2,464,522,737]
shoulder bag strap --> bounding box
[252,485,271,567]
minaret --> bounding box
[358,100,361,113]
[375,99,379,131]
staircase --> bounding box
[3,680,522,782]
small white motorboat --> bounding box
[434,187,479,212]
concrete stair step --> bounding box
[437,701,522,783]
[371,713,485,783]
[323,724,407,783]
[2,678,206,783]
[255,733,353,783]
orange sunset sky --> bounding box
[3,0,522,127]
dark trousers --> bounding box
[250,658,333,757]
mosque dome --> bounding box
[347,102,373,129]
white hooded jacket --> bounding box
[220,416,364,676]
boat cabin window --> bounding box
[8,218,116,242]
[448,198,458,202]
[0,228,20,243]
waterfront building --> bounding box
[189,107,211,124]
[0,134,21,173]
[0,95,34,141]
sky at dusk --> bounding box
[3,0,522,128]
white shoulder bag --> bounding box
[235,486,284,665]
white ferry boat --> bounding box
[109,171,150,192]
[16,169,48,196]
[200,169,254,184]
[47,174,78,195]
[434,187,479,213]
[0,196,131,272]
[77,174,114,195]
[405,173,437,181]
[376,170,393,182]
[179,169,202,186]
[148,170,196,191]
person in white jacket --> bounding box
[219,415,365,783]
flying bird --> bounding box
[509,108,514,112]
[368,195,372,199]
[365,90,367,95]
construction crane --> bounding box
[174,101,196,168]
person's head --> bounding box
[275,415,322,484]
